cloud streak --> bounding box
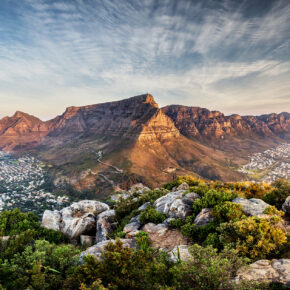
[0,0,289,119]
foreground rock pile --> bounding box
[41,182,290,287]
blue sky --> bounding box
[0,0,289,119]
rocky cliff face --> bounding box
[162,105,290,140]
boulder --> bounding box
[60,213,96,240]
[138,202,151,211]
[154,190,199,219]
[282,196,290,214]
[41,200,110,240]
[142,223,188,250]
[95,210,116,243]
[41,210,61,231]
[232,198,270,216]
[79,239,136,263]
[194,208,213,227]
[169,245,192,263]
[177,182,189,191]
[80,235,95,247]
[124,215,141,237]
[235,259,290,287]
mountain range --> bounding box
[0,94,289,197]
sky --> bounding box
[0,0,289,120]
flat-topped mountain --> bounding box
[0,94,289,196]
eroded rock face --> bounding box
[282,196,290,214]
[95,210,116,243]
[41,200,109,240]
[235,259,290,287]
[154,191,200,219]
[141,223,188,249]
[232,198,270,216]
[79,239,136,263]
[194,208,213,227]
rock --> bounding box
[235,259,290,287]
[182,192,201,206]
[41,210,61,231]
[41,200,110,241]
[124,215,141,236]
[142,223,188,250]
[194,208,213,227]
[177,182,189,191]
[138,202,151,211]
[79,239,136,263]
[153,190,194,219]
[80,235,95,247]
[169,245,192,263]
[232,198,270,216]
[282,196,290,214]
[129,183,150,194]
[163,218,174,226]
[95,210,116,243]
[61,213,96,240]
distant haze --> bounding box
[0,0,289,120]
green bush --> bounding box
[192,189,237,216]
[263,179,290,210]
[212,201,245,223]
[163,175,203,190]
[218,216,287,259]
[170,244,249,290]
[139,206,167,225]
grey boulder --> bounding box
[194,208,213,227]
[232,198,270,216]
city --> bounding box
[0,151,69,215]
[238,143,290,183]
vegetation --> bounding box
[0,176,289,289]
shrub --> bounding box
[263,205,284,217]
[192,189,237,216]
[169,218,184,229]
[218,216,287,259]
[263,179,290,210]
[212,201,245,223]
[170,244,249,290]
[163,175,203,190]
[139,206,167,225]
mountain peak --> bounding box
[130,93,158,108]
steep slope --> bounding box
[0,111,50,151]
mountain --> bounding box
[0,94,289,197]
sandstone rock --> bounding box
[142,223,188,250]
[95,210,116,243]
[182,192,201,206]
[154,190,194,219]
[80,235,95,247]
[282,196,290,214]
[235,259,290,287]
[232,198,270,216]
[79,239,136,263]
[177,182,189,191]
[41,210,61,231]
[194,208,213,227]
[124,215,141,235]
[169,245,192,263]
[41,200,110,240]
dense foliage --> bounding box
[0,177,289,289]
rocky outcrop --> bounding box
[194,208,213,227]
[41,200,109,240]
[232,198,270,216]
[154,190,200,219]
[282,196,290,214]
[124,215,141,237]
[95,210,116,243]
[235,259,290,287]
[141,223,188,249]
[79,239,136,262]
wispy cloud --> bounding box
[0,0,289,119]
